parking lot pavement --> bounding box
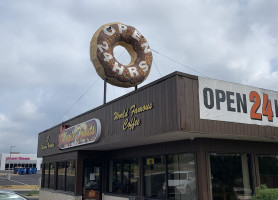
[0,173,40,200]
[0,173,41,186]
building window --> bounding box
[110,160,122,193]
[66,160,76,192]
[42,161,76,192]
[143,154,196,199]
[144,156,166,199]
[43,163,50,188]
[209,154,252,200]
[167,154,196,200]
[109,158,139,195]
[83,161,102,200]
[122,158,139,195]
[49,162,56,189]
[258,155,278,188]
[57,162,66,190]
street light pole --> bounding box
[8,145,16,180]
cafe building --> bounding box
[37,71,278,200]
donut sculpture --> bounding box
[90,22,153,88]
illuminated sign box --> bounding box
[58,118,101,149]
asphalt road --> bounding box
[0,173,41,186]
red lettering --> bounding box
[250,91,262,120]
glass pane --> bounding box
[129,158,139,195]
[144,156,166,199]
[49,162,56,189]
[167,154,196,200]
[111,160,122,193]
[258,155,278,188]
[122,158,139,195]
[66,160,76,192]
[209,154,252,200]
[83,161,101,200]
[43,163,49,188]
[123,162,130,194]
[57,162,66,190]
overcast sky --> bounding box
[0,0,277,154]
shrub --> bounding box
[25,190,39,196]
[252,185,278,200]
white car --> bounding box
[168,171,196,195]
[0,190,28,200]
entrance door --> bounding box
[83,161,102,200]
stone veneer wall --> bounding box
[39,189,82,200]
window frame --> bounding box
[109,158,139,195]
[143,153,197,200]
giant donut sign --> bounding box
[90,22,153,88]
[199,77,278,127]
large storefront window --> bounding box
[209,154,252,200]
[144,154,196,200]
[123,158,139,194]
[43,163,49,188]
[110,160,122,193]
[83,161,102,200]
[258,155,278,188]
[144,156,166,199]
[57,162,66,190]
[49,162,56,189]
[66,160,76,192]
[167,154,196,200]
[109,158,139,195]
[42,160,76,192]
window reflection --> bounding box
[49,162,55,189]
[144,156,166,199]
[109,158,139,195]
[66,160,76,192]
[209,154,252,200]
[258,155,278,188]
[143,154,196,200]
[43,163,49,188]
[57,162,66,190]
[167,154,196,200]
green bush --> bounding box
[252,185,278,200]
[25,190,39,196]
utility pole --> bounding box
[8,145,16,180]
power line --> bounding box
[53,48,208,126]
[151,48,208,77]
[54,78,99,125]
[153,59,163,78]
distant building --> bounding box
[0,154,42,170]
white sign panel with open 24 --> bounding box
[199,77,278,127]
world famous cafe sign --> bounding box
[199,77,278,127]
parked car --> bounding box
[0,189,28,200]
[168,171,196,195]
